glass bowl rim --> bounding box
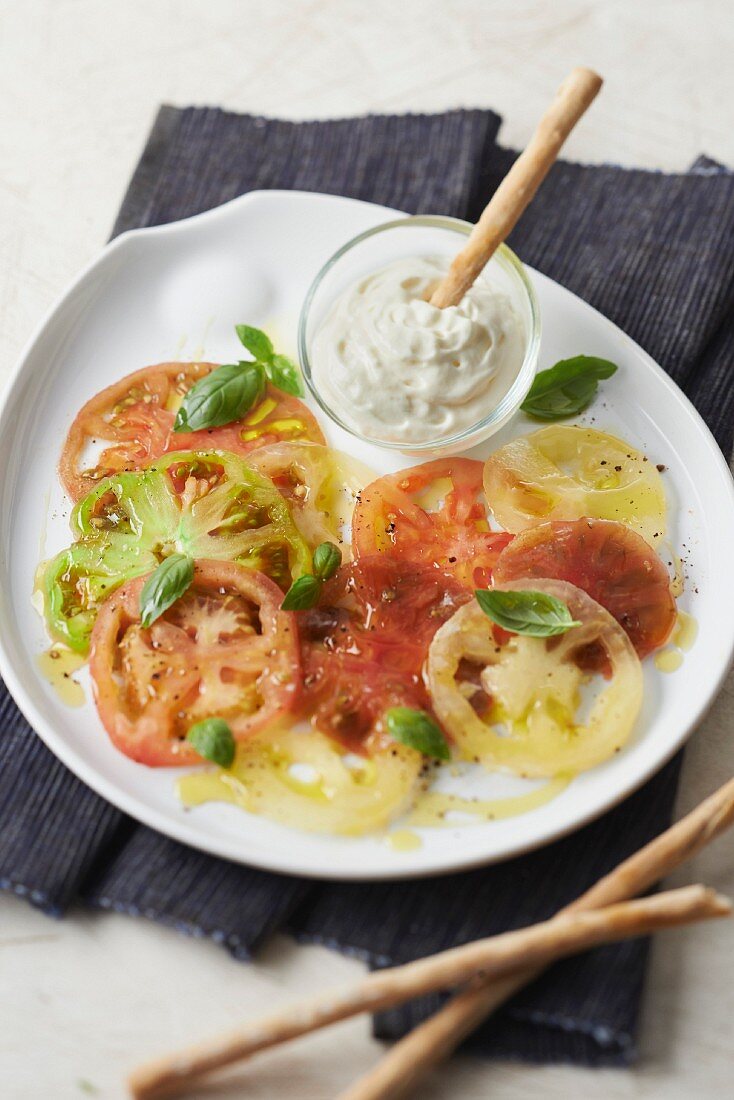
[297,214,542,452]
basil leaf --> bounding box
[282,550,339,609]
[173,362,265,432]
[386,707,451,761]
[281,574,322,611]
[235,324,274,363]
[264,353,304,397]
[475,588,581,637]
[312,542,342,581]
[140,554,194,628]
[186,717,235,768]
[521,355,618,421]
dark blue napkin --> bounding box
[1,106,733,1068]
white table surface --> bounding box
[1,2,733,1097]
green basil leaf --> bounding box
[264,353,304,397]
[186,717,235,768]
[140,553,194,628]
[235,324,274,362]
[281,573,322,611]
[521,355,618,421]
[312,542,342,581]
[386,707,451,761]
[173,362,265,432]
[475,588,581,637]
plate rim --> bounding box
[1,188,733,881]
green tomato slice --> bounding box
[45,450,311,653]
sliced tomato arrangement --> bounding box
[90,560,300,766]
[493,518,676,658]
[428,578,643,776]
[299,557,469,752]
[59,362,325,501]
[43,331,686,823]
[352,458,512,588]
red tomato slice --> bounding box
[352,458,512,588]
[300,556,469,752]
[60,362,325,500]
[493,518,676,658]
[305,556,470,674]
[89,560,301,766]
[302,650,426,756]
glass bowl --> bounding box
[298,215,541,456]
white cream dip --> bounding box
[310,256,526,445]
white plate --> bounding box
[1,190,733,881]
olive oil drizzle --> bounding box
[36,646,86,707]
[407,774,572,828]
[179,764,572,844]
[385,829,422,851]
[654,610,697,674]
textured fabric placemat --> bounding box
[1,106,733,1068]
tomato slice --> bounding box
[493,518,676,658]
[45,450,311,653]
[249,441,374,555]
[90,560,300,766]
[352,458,512,588]
[483,426,667,546]
[427,578,643,776]
[300,556,469,752]
[301,651,427,755]
[303,556,470,676]
[59,362,325,500]
[178,727,423,835]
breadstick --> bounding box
[128,885,728,1098]
[429,67,602,309]
[340,774,734,1100]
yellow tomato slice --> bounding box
[483,426,667,546]
[178,726,423,835]
[248,441,374,555]
[427,578,643,777]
